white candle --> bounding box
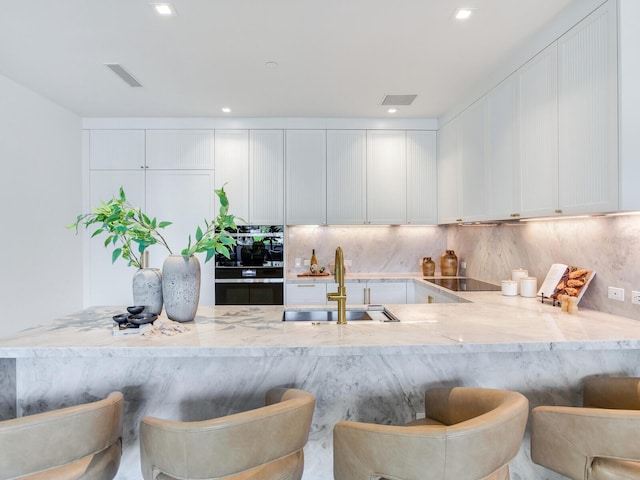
[501,280,518,296]
[511,269,528,294]
[520,276,538,298]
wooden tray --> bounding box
[297,272,331,277]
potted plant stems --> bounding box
[70,186,237,321]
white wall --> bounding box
[0,73,82,336]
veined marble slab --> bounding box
[2,295,640,480]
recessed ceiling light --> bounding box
[221,107,231,113]
[265,61,279,69]
[152,3,176,16]
[388,108,397,114]
[454,8,473,20]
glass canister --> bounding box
[440,250,458,276]
[421,257,436,276]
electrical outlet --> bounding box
[415,411,426,420]
[303,259,310,266]
[345,259,352,267]
[294,258,301,268]
[632,291,640,305]
[608,286,625,301]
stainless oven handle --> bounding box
[214,278,284,284]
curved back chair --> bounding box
[140,387,315,480]
[334,387,529,480]
[532,376,640,479]
[0,391,124,480]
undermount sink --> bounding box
[282,308,399,322]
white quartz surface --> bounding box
[2,281,640,357]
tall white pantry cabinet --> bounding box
[86,129,216,307]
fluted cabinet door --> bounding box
[437,118,461,224]
[367,130,406,224]
[459,99,488,222]
[249,130,284,225]
[285,130,326,225]
[558,1,618,214]
[214,130,250,223]
[326,130,367,224]
[406,131,437,224]
[486,74,520,220]
[88,170,145,307]
[518,43,559,218]
[146,130,214,169]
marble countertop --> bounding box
[2,282,640,357]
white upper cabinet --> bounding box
[145,130,214,169]
[89,130,145,170]
[486,74,520,220]
[285,130,327,225]
[459,99,488,222]
[326,130,367,225]
[557,1,618,214]
[249,130,284,225]
[518,43,559,218]
[437,117,461,224]
[367,130,407,224]
[214,130,250,223]
[406,131,438,225]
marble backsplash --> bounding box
[286,225,447,274]
[286,215,640,321]
[447,214,640,321]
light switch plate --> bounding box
[632,291,640,305]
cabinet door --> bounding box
[459,100,488,222]
[486,74,520,220]
[558,2,618,214]
[89,130,145,170]
[285,130,327,225]
[367,130,406,224]
[250,130,284,225]
[367,282,407,304]
[437,117,461,224]
[145,170,216,305]
[406,131,438,224]
[87,170,145,306]
[518,44,559,218]
[146,130,214,169]
[214,130,250,223]
[285,283,327,305]
[326,130,367,225]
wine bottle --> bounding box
[310,249,318,274]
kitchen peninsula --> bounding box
[3,283,640,480]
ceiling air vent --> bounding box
[105,64,143,87]
[381,94,417,106]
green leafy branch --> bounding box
[67,187,173,269]
[181,186,238,263]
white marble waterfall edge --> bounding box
[13,350,640,480]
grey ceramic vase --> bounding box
[132,268,163,315]
[162,254,201,322]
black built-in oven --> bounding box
[214,226,284,305]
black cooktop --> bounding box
[424,278,501,292]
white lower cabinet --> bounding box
[410,281,458,304]
[285,283,327,305]
[330,281,407,305]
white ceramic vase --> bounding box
[161,254,201,322]
[132,268,163,314]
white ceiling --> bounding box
[0,0,579,119]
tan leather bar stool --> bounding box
[333,387,529,480]
[0,391,124,479]
[532,376,640,479]
[140,387,315,480]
